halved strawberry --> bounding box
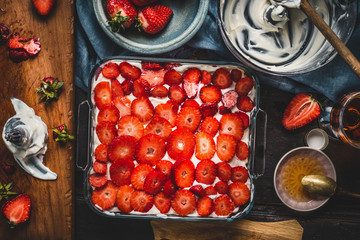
[219,113,244,140]
[2,194,31,227]
[199,85,222,103]
[216,134,237,162]
[214,195,235,216]
[141,61,163,70]
[121,79,133,95]
[199,117,219,137]
[116,185,134,213]
[93,161,107,174]
[176,107,201,132]
[171,189,196,216]
[111,79,124,99]
[131,164,153,190]
[106,0,137,32]
[108,135,137,162]
[235,77,254,96]
[199,102,218,118]
[144,116,172,140]
[231,166,248,183]
[92,181,118,210]
[136,5,173,34]
[102,62,120,79]
[182,99,200,109]
[228,182,250,206]
[212,68,232,89]
[109,159,135,186]
[219,106,231,115]
[95,144,108,162]
[97,103,120,123]
[173,160,195,188]
[143,170,167,194]
[164,69,182,86]
[200,70,212,85]
[89,173,108,188]
[190,185,206,197]
[195,132,216,160]
[117,115,144,140]
[140,69,166,87]
[155,102,178,127]
[237,96,254,112]
[195,159,216,185]
[234,111,249,129]
[96,121,118,145]
[236,141,249,160]
[31,0,54,16]
[113,96,132,117]
[150,85,168,98]
[167,128,195,161]
[282,93,321,130]
[136,134,166,166]
[204,186,217,196]
[222,90,239,108]
[197,196,214,217]
[154,192,171,214]
[133,78,150,97]
[131,96,154,122]
[94,82,112,109]
[168,85,186,104]
[216,162,232,182]
[130,191,154,213]
[183,81,199,99]
[215,181,228,194]
[230,69,243,82]
[118,61,141,80]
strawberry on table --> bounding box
[130,191,154,213]
[176,107,201,133]
[167,129,195,161]
[31,0,54,15]
[219,113,244,140]
[109,159,135,186]
[197,196,214,217]
[150,85,168,98]
[195,132,216,160]
[173,160,195,188]
[216,134,237,162]
[140,69,166,88]
[155,102,178,127]
[36,77,63,103]
[144,116,172,140]
[235,77,254,96]
[212,68,232,89]
[97,103,120,123]
[171,190,196,216]
[216,162,232,182]
[117,115,144,140]
[108,135,137,162]
[135,134,166,166]
[214,195,235,216]
[95,121,118,145]
[136,5,173,34]
[116,185,134,213]
[231,166,249,183]
[2,194,31,227]
[52,123,75,144]
[92,181,119,210]
[155,160,173,179]
[118,61,141,80]
[164,69,183,86]
[228,182,250,206]
[111,79,124,99]
[94,82,112,109]
[113,96,132,117]
[195,159,216,185]
[199,85,222,103]
[199,117,219,137]
[89,173,108,188]
[131,96,154,122]
[131,164,153,190]
[106,0,137,33]
[237,96,254,112]
[102,62,120,79]
[154,192,171,214]
[143,170,167,194]
[236,141,249,160]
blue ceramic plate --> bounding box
[93,0,209,54]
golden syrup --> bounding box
[280,155,326,202]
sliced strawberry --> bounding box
[155,160,173,179]
[144,116,172,140]
[195,132,216,160]
[168,85,186,104]
[118,62,141,80]
[190,185,206,197]
[230,69,243,82]
[199,85,222,103]
[197,196,214,217]
[216,134,237,162]
[121,79,133,95]
[111,79,124,99]
[204,186,217,196]
[163,62,182,70]
[97,103,120,123]
[228,182,250,206]
[155,102,178,127]
[200,70,212,85]
[199,102,218,118]
[92,181,118,210]
[231,166,249,183]
[89,173,108,188]
[237,96,254,112]
[167,128,195,161]
[95,144,108,162]
[163,180,177,197]
[182,99,200,109]
[216,162,232,182]
[236,141,249,160]
[215,181,229,194]
[212,68,232,89]
[199,117,219,137]
[113,96,132,117]
[108,135,137,162]
[116,185,134,213]
[140,69,166,87]
[141,61,162,70]
[195,159,216,185]
[235,77,254,96]
[106,0,137,31]
[219,113,244,140]
[94,82,112,109]
[2,194,31,226]
[164,69,182,85]
[183,81,199,99]
[154,192,171,214]
[131,164,153,190]
[176,107,201,132]
[143,170,167,194]
[150,85,168,98]
[282,93,321,130]
[93,161,107,174]
[109,159,135,186]
[131,96,154,122]
[117,115,144,140]
[136,134,166,166]
[137,5,173,34]
[222,90,239,108]
[219,106,231,115]
[133,78,150,97]
[171,189,196,216]
[235,111,250,129]
[214,195,235,216]
[167,99,179,112]
[102,62,120,79]
[173,160,195,188]
[130,191,154,213]
[96,121,117,145]
[183,68,201,83]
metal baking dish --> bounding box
[77,56,267,221]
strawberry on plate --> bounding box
[168,85,186,104]
[197,196,214,217]
[219,113,244,140]
[130,190,154,213]
[216,134,237,162]
[108,135,137,162]
[96,121,118,145]
[235,77,254,96]
[111,79,124,99]
[216,162,232,182]
[95,144,108,162]
[199,117,219,137]
[143,170,167,194]
[136,134,166,166]
[97,103,120,123]
[195,132,216,160]
[117,115,144,140]
[118,61,141,80]
[102,62,120,79]
[150,85,168,98]
[136,5,173,34]
[237,96,254,112]
[154,192,171,214]
[212,68,232,89]
[236,141,249,160]
[131,0,158,6]
[155,160,173,179]
[195,159,216,185]
[199,85,222,103]
[116,185,134,213]
[140,69,166,87]
[171,189,196,216]
[155,102,178,127]
[173,160,195,188]
[94,82,112,109]
[144,116,172,140]
[282,93,320,130]
[131,164,153,190]
[214,195,235,216]
[106,0,137,32]
[92,181,118,210]
[176,107,201,133]
[164,69,182,86]
[89,173,108,188]
[131,96,154,122]
[228,182,250,206]
[231,166,248,183]
[109,159,135,186]
[31,0,54,15]
[2,194,31,227]
[167,128,195,161]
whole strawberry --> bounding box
[36,77,63,103]
[106,0,137,33]
[136,5,173,34]
[52,124,75,144]
[0,23,10,44]
[131,0,158,6]
[31,0,55,16]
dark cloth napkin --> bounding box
[75,0,360,101]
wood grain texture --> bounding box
[0,0,74,239]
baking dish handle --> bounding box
[252,108,267,179]
[76,100,91,171]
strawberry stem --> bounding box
[107,11,129,33]
[0,182,17,202]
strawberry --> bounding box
[231,166,248,183]
[204,186,217,196]
[106,0,137,32]
[195,159,216,185]
[216,134,237,162]
[94,82,112,109]
[282,93,321,130]
[2,194,31,227]
[31,0,54,15]
[117,115,144,140]
[52,123,75,144]
[95,121,118,145]
[214,195,235,216]
[235,77,254,96]
[221,90,239,108]
[176,107,201,132]
[95,144,108,162]
[93,161,107,174]
[109,159,135,186]
[171,190,196,216]
[130,191,154,213]
[131,96,154,122]
[228,182,250,206]
[136,5,173,34]
[144,116,172,140]
[116,185,134,213]
[189,185,206,197]
[155,102,178,127]
[183,81,199,99]
[168,85,186,104]
[150,85,168,98]
[141,61,163,70]
[215,181,228,194]
[199,117,219,137]
[143,170,167,194]
[163,180,177,197]
[236,141,249,160]
[182,68,201,98]
[219,113,244,140]
[199,102,218,118]
[163,62,182,70]
[131,0,158,6]
[173,160,195,188]
[102,62,120,79]
[92,181,118,210]
[36,77,63,103]
[195,132,216,160]
[133,78,150,97]
[118,61,141,80]
[108,135,137,162]
[167,129,195,161]
[121,79,133,95]
[155,160,173,179]
[140,69,166,87]
[219,106,231,115]
[89,173,108,188]
[97,103,120,123]
[8,50,29,63]
[182,99,200,109]
[8,32,27,49]
[237,96,254,112]
[216,162,232,182]
[197,196,214,217]
[131,164,153,190]
[0,23,9,44]
[199,85,222,103]
[2,164,15,175]
[113,96,132,117]
[200,70,212,85]
[135,134,166,166]
[212,68,232,89]
[230,69,243,82]
[154,192,171,214]
[235,111,249,129]
[164,69,182,86]
[111,79,124,99]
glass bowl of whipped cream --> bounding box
[218,0,358,76]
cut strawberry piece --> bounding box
[199,85,222,103]
[197,196,214,217]
[200,70,212,85]
[171,189,196,216]
[137,5,173,34]
[96,121,118,145]
[219,113,244,140]
[155,102,178,127]
[195,159,216,185]
[97,103,120,123]
[216,134,237,162]
[195,132,216,160]
[111,79,124,99]
[219,106,231,115]
[204,186,217,196]
[143,170,167,194]
[113,96,132,117]
[2,194,31,226]
[212,68,232,89]
[102,62,120,79]
[228,182,250,206]
[237,96,254,112]
[235,111,250,129]
[89,173,108,188]
[108,135,137,162]
[167,128,195,161]
[7,32,26,49]
[131,96,154,122]
[118,62,141,80]
[167,99,179,112]
[182,99,200,109]
[131,164,153,190]
[95,144,108,162]
[231,166,249,183]
[235,77,254,96]
[92,181,118,210]
[216,162,232,182]
[163,180,177,197]
[106,0,137,31]
[190,185,206,197]
[183,68,201,83]
[109,159,135,186]
[140,69,166,87]
[173,160,195,188]
[141,61,163,70]
[168,85,186,104]
[22,38,41,56]
[136,134,166,166]
[144,116,172,140]
[94,82,112,109]
[282,93,321,130]
[183,81,199,99]
[121,79,133,95]
[222,90,239,108]
[230,69,243,82]
[214,195,235,216]
[215,181,229,194]
[93,161,107,174]
[163,62,182,70]
[133,78,150,97]
[176,107,201,132]
[154,192,171,214]
[164,69,182,85]
[130,191,154,213]
[199,117,219,137]
[155,160,173,179]
[116,185,134,213]
[150,85,169,98]
[236,141,249,160]
[199,102,218,118]
[117,115,144,140]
